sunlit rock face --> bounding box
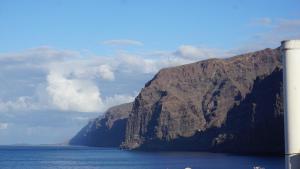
[71,48,284,154]
[122,48,284,154]
[69,102,132,147]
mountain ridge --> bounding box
[70,48,284,154]
[122,48,282,153]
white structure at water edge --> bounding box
[282,40,300,169]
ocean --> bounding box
[0,146,284,169]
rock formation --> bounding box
[71,48,284,154]
[121,48,283,154]
[69,102,132,147]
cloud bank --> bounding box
[0,44,226,115]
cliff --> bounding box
[69,102,132,147]
[121,48,284,154]
[71,48,284,154]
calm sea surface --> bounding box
[0,146,284,169]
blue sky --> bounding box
[1,0,300,53]
[0,0,299,144]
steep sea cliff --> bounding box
[71,48,284,154]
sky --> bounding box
[0,0,300,144]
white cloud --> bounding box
[176,45,203,59]
[98,64,115,80]
[115,45,231,75]
[102,39,144,46]
[0,44,231,114]
[174,45,228,60]
[118,53,160,73]
[46,71,104,112]
[0,123,8,130]
[103,94,135,110]
[44,62,135,112]
[43,45,217,112]
[0,97,37,113]
[133,45,233,71]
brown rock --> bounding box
[121,48,283,154]
[69,102,132,147]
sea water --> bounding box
[0,146,284,169]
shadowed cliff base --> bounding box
[69,103,132,147]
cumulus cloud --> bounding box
[46,71,104,112]
[114,45,232,75]
[175,45,203,59]
[0,47,90,114]
[0,123,8,129]
[45,70,135,112]
[118,53,160,73]
[98,64,115,80]
[102,39,144,46]
[42,56,138,112]
[0,44,230,115]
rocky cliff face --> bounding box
[69,102,132,147]
[70,48,284,154]
[121,48,283,154]
[215,67,283,154]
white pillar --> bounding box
[282,40,300,169]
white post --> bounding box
[282,40,300,169]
